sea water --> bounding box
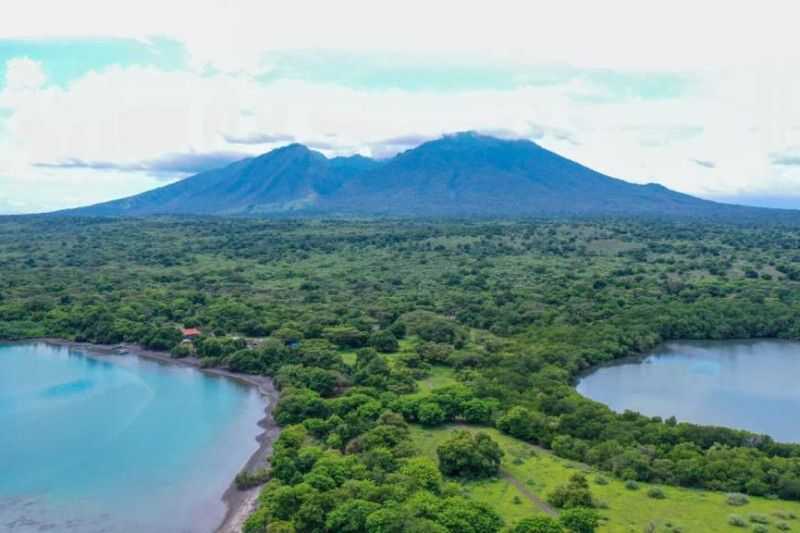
[577,340,800,443]
[0,342,265,532]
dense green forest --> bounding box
[4,216,800,532]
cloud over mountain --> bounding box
[35,151,249,178]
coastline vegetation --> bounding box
[5,216,800,531]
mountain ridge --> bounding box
[57,132,783,219]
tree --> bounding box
[274,388,330,425]
[463,398,493,424]
[416,342,454,364]
[417,402,446,427]
[370,330,399,353]
[558,508,600,533]
[266,522,296,533]
[324,325,369,348]
[276,365,339,396]
[228,349,265,374]
[399,457,443,493]
[434,496,504,533]
[436,431,504,478]
[326,499,381,533]
[366,507,448,533]
[497,406,549,444]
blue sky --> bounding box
[1,0,800,213]
[0,37,187,88]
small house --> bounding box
[181,327,202,341]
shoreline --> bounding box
[19,338,280,533]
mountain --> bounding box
[327,132,711,216]
[60,132,774,219]
[69,144,380,216]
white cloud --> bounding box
[3,62,800,210]
[4,57,46,91]
[2,1,800,72]
[2,1,800,211]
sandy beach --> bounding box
[28,338,280,533]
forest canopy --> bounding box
[4,215,800,531]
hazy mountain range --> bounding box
[60,132,782,219]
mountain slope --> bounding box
[61,132,773,218]
[71,144,380,216]
[327,132,711,216]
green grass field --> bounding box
[410,425,800,532]
[416,365,459,392]
[340,338,419,367]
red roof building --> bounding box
[181,327,201,338]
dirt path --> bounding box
[449,422,557,516]
[500,468,558,516]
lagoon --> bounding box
[0,342,265,532]
[576,340,800,443]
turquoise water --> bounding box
[577,340,800,442]
[0,342,266,532]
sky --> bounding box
[2,1,800,213]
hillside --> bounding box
[61,132,773,218]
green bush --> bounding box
[646,487,665,499]
[624,480,639,491]
[750,514,770,525]
[593,476,608,486]
[511,516,564,532]
[547,473,594,509]
[727,493,750,506]
[170,342,193,358]
[559,508,600,533]
[235,467,271,490]
[776,522,792,531]
[753,526,769,533]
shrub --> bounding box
[728,515,747,527]
[234,467,271,489]
[170,342,193,358]
[624,480,639,491]
[594,476,608,486]
[547,473,594,509]
[750,514,770,525]
[646,487,665,499]
[753,526,769,533]
[266,521,296,533]
[776,522,792,531]
[511,516,565,532]
[559,508,600,533]
[727,493,750,506]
